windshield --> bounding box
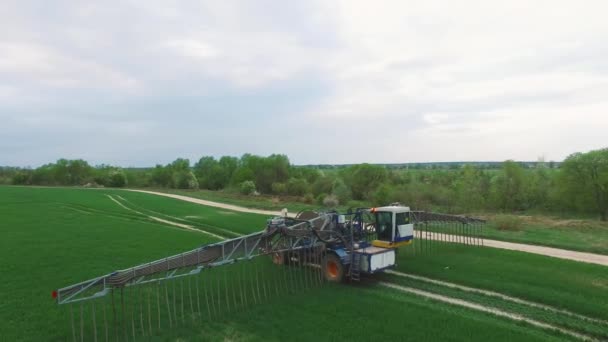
[375,212,393,241]
[396,212,410,225]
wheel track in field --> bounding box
[124,189,608,267]
[379,281,599,341]
[113,195,243,238]
[385,270,608,327]
[105,194,227,240]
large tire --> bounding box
[322,254,344,282]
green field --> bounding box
[1,186,607,341]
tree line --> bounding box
[3,148,607,220]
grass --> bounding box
[481,215,608,255]
[158,283,569,342]
[1,186,607,341]
[0,187,219,341]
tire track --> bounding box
[386,270,608,327]
[379,281,598,341]
[106,195,226,240]
[114,195,243,238]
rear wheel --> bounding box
[322,254,344,282]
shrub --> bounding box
[493,215,523,231]
[107,169,127,188]
[323,194,339,208]
[240,181,256,195]
[302,193,315,204]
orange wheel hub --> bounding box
[327,260,339,278]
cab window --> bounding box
[396,212,410,225]
[375,212,393,240]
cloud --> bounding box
[1,0,607,166]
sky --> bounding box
[1,1,608,167]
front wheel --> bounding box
[322,254,344,282]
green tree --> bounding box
[194,156,223,190]
[172,171,199,189]
[560,148,608,221]
[343,164,388,200]
[150,164,172,187]
[453,165,486,212]
[491,160,527,211]
[286,178,309,196]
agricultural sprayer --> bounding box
[54,203,484,340]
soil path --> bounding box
[126,189,608,266]
[128,189,296,217]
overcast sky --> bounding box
[1,1,607,167]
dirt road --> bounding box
[126,189,608,267]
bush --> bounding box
[107,169,128,187]
[302,193,315,204]
[323,194,339,208]
[240,181,256,195]
[493,215,523,231]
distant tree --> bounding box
[453,165,487,211]
[526,167,552,210]
[30,164,55,185]
[194,156,223,190]
[11,171,30,185]
[218,156,238,187]
[172,171,199,189]
[169,158,190,172]
[332,179,352,204]
[271,182,287,195]
[344,164,388,200]
[372,183,392,206]
[491,160,527,211]
[311,176,334,197]
[560,148,608,221]
[65,159,93,185]
[231,166,255,185]
[235,154,290,193]
[286,178,309,196]
[150,164,172,187]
